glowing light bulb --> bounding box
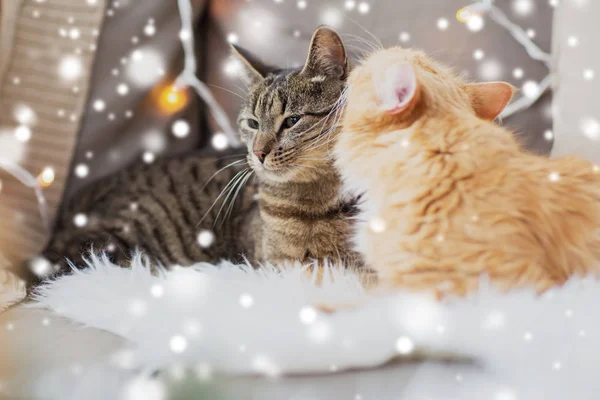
[456,8,472,23]
[39,167,55,187]
[155,84,190,115]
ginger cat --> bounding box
[335,47,600,297]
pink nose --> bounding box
[253,150,268,164]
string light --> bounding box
[175,0,240,146]
[39,167,55,187]
[154,82,190,115]
[456,8,472,23]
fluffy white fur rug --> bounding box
[29,254,600,399]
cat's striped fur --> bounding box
[42,151,258,271]
[28,27,361,284]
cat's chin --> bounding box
[255,166,320,184]
[255,168,296,183]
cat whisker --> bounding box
[214,168,254,227]
[224,170,255,223]
[342,34,381,58]
[299,97,347,152]
[196,167,249,227]
[208,84,246,100]
[301,104,345,153]
[200,158,247,192]
[341,18,384,50]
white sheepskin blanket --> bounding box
[30,254,600,399]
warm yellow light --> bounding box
[156,84,190,115]
[456,7,472,23]
[39,167,55,187]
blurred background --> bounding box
[1,0,598,398]
[0,0,556,272]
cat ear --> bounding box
[231,44,275,84]
[301,26,348,80]
[466,82,516,120]
[375,62,418,114]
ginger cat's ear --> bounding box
[466,82,516,120]
[302,26,348,80]
[231,44,275,84]
[375,62,418,114]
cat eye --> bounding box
[247,119,260,130]
[284,115,301,129]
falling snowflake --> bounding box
[239,293,255,308]
[58,56,83,81]
[126,48,165,88]
[522,80,540,98]
[212,133,229,150]
[513,68,524,79]
[197,230,215,248]
[73,213,88,227]
[358,2,370,14]
[369,217,386,233]
[14,104,37,126]
[30,257,52,277]
[169,335,188,353]
[320,7,343,28]
[144,24,156,37]
[395,336,415,354]
[14,126,32,142]
[117,83,129,96]
[580,117,600,140]
[223,58,243,77]
[567,35,579,47]
[142,151,155,164]
[69,28,81,39]
[172,120,191,138]
[466,14,484,32]
[437,18,449,31]
[399,32,411,43]
[93,99,106,112]
[74,163,89,178]
[227,33,239,44]
[299,306,317,324]
[512,0,534,16]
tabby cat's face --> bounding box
[234,27,348,183]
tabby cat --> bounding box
[336,45,600,297]
[34,27,359,283]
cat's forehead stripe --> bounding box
[256,74,288,117]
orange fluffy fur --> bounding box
[335,47,600,297]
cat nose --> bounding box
[253,149,269,164]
